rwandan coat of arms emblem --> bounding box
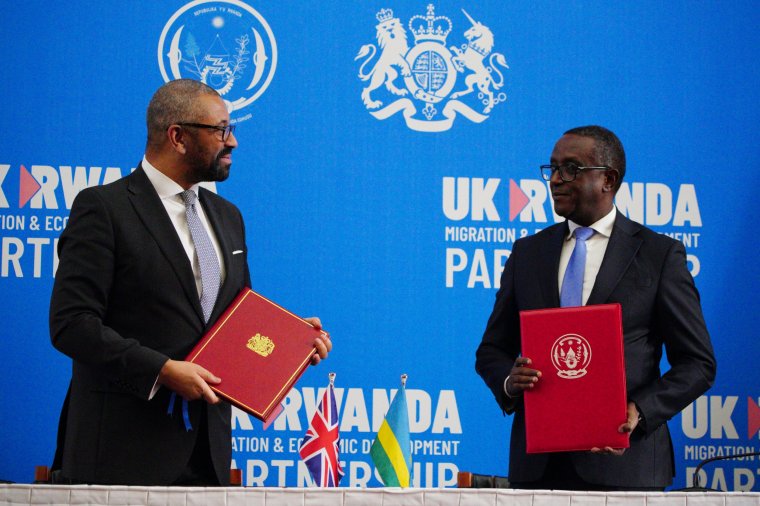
[157,0,277,124]
[355,4,509,132]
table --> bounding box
[2,485,759,506]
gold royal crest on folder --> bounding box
[247,333,275,357]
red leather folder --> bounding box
[519,303,628,453]
[186,288,323,422]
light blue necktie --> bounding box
[560,227,595,307]
[181,189,221,323]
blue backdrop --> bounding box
[0,0,758,490]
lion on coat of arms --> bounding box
[355,9,411,109]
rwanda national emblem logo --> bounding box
[551,334,592,379]
[355,4,509,132]
[158,0,277,123]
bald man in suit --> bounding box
[50,79,331,485]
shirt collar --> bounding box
[566,206,617,240]
[141,156,200,200]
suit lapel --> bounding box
[199,188,235,322]
[127,166,205,322]
[538,222,568,308]
[587,211,643,305]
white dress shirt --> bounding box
[141,156,226,295]
[141,157,226,399]
[557,206,617,306]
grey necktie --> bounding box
[180,190,221,323]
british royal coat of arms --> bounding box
[355,4,509,132]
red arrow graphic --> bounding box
[19,165,41,208]
[748,397,760,439]
[509,179,529,221]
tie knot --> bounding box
[574,227,594,241]
[180,189,197,207]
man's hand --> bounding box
[590,401,639,456]
[304,317,332,366]
[158,359,221,404]
[505,357,541,397]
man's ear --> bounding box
[603,168,620,193]
[167,125,188,155]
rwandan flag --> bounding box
[370,378,412,487]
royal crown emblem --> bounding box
[376,8,394,23]
[409,5,452,44]
[247,332,275,357]
[550,334,592,379]
[355,4,509,132]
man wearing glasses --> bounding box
[476,125,715,490]
[49,79,331,485]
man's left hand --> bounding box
[590,401,639,456]
[304,316,332,365]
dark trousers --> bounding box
[510,452,664,492]
[172,404,219,486]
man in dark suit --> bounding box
[49,79,331,485]
[475,125,716,490]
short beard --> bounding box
[190,151,230,184]
[208,153,231,182]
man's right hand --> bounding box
[505,357,541,397]
[158,359,221,404]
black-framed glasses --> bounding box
[177,122,236,141]
[540,163,612,182]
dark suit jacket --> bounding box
[49,165,251,485]
[475,211,716,488]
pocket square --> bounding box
[232,250,244,255]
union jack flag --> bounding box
[299,382,344,487]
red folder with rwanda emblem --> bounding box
[519,303,629,453]
[186,288,325,423]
